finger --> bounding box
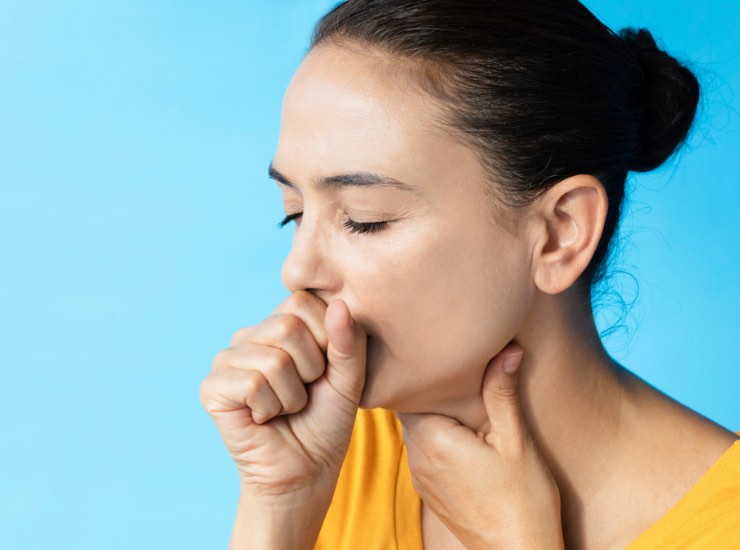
[200,367,282,424]
[272,290,329,351]
[396,412,473,450]
[222,344,309,415]
[232,290,328,350]
[397,412,457,436]
[324,299,367,404]
[481,344,527,450]
[248,313,326,383]
[396,412,482,491]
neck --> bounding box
[400,289,739,548]
[433,289,638,543]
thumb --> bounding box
[324,299,367,404]
[481,344,527,449]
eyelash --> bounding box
[277,212,389,234]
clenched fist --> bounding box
[199,290,367,502]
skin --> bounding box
[208,43,739,549]
[276,44,534,418]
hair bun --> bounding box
[619,27,700,173]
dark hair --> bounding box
[308,0,700,306]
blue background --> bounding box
[1,1,737,548]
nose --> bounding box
[280,219,330,294]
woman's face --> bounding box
[272,44,535,412]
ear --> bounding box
[529,174,608,295]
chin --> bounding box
[358,336,450,412]
[357,359,426,412]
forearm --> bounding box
[229,490,333,550]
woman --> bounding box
[199,1,740,548]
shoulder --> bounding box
[626,437,740,549]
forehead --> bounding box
[273,44,477,186]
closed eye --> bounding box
[277,212,301,229]
[343,218,389,234]
[277,212,390,234]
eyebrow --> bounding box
[268,162,420,193]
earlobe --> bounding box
[531,175,607,295]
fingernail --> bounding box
[502,352,523,374]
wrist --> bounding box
[238,474,338,508]
[230,484,336,550]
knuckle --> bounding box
[199,373,224,410]
[229,326,252,347]
[494,381,519,399]
[243,369,263,396]
[265,401,283,419]
[305,360,326,382]
[289,289,316,309]
[270,313,303,341]
[428,430,454,454]
[261,347,293,377]
[283,390,308,414]
[198,377,212,405]
[211,349,231,370]
[328,345,354,362]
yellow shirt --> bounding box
[315,407,740,549]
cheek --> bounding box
[354,228,532,409]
